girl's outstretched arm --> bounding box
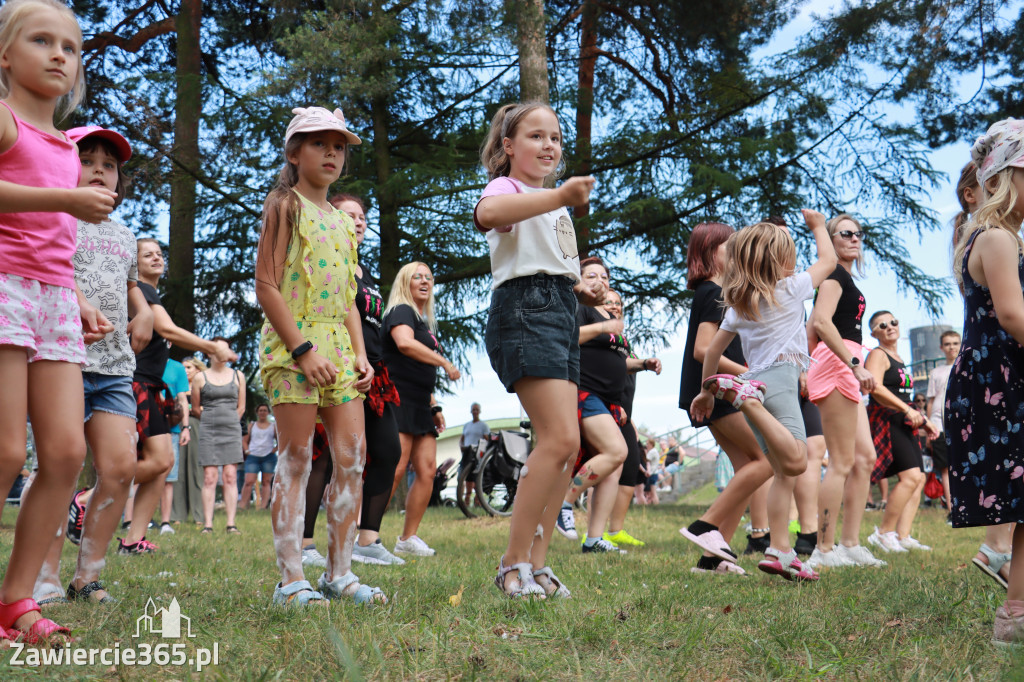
[255,195,337,388]
[801,209,838,287]
[475,176,594,229]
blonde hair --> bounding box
[953,167,1024,292]
[480,102,564,181]
[825,213,865,276]
[0,0,85,121]
[183,357,208,373]
[722,222,796,321]
[385,262,436,331]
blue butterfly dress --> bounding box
[945,227,1024,527]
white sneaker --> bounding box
[159,523,175,535]
[394,535,436,556]
[806,546,853,570]
[835,543,887,567]
[867,527,908,553]
[899,535,931,551]
[301,546,328,567]
[352,539,406,565]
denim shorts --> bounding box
[83,372,136,422]
[580,394,610,418]
[485,274,580,392]
[166,437,180,483]
[244,453,277,475]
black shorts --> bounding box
[880,422,924,478]
[684,396,739,428]
[133,380,170,453]
[392,391,437,438]
[800,395,823,439]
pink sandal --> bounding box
[702,374,766,408]
[0,598,72,645]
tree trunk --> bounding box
[513,0,549,103]
[573,0,598,254]
[165,0,202,333]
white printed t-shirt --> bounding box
[720,271,814,375]
[474,176,581,289]
[73,218,138,377]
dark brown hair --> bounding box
[77,136,129,208]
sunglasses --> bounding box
[838,230,865,240]
[411,274,433,282]
[873,319,899,331]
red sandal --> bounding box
[0,598,72,645]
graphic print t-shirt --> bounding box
[815,265,865,344]
[578,305,629,405]
[383,303,439,400]
[73,218,138,376]
[355,266,385,364]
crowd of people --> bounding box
[0,0,1020,650]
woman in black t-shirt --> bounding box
[677,223,773,574]
[805,214,884,569]
[382,262,460,558]
[864,310,937,553]
[299,195,406,569]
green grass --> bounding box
[0,500,1021,680]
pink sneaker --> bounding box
[758,548,819,582]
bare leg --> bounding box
[269,404,316,586]
[222,464,238,528]
[240,472,258,510]
[979,523,1016,583]
[794,434,825,533]
[895,469,926,539]
[160,483,174,524]
[1008,524,1024,602]
[389,433,413,500]
[501,378,578,581]
[839,404,875,547]
[565,413,627,505]
[260,474,273,510]
[124,434,173,544]
[608,485,633,534]
[320,400,366,583]
[815,390,859,550]
[586,464,623,539]
[698,414,773,539]
[749,480,772,536]
[400,435,436,541]
[940,468,952,512]
[201,466,218,528]
[70,412,137,600]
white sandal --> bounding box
[317,571,388,605]
[532,567,571,598]
[973,544,1011,590]
[494,559,546,599]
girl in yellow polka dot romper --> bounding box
[255,107,385,607]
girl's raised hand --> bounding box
[801,208,827,230]
[66,186,117,223]
[557,176,596,207]
[296,349,338,388]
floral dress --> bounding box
[259,191,361,406]
[945,227,1024,528]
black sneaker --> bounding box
[117,537,157,555]
[66,489,87,546]
[865,500,880,511]
[742,533,770,556]
[794,531,817,557]
[582,538,624,554]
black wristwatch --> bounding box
[431,405,443,415]
[848,356,861,369]
[291,341,313,360]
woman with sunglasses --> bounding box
[863,311,938,553]
[805,215,886,569]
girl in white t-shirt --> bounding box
[474,102,597,599]
[691,210,835,581]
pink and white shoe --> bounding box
[702,374,767,408]
[758,548,819,582]
[691,560,747,576]
[679,527,737,562]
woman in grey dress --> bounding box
[190,337,246,534]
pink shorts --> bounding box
[0,273,86,364]
[807,339,865,404]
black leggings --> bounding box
[617,421,643,487]
[303,401,402,539]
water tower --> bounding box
[909,323,955,384]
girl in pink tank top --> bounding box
[0,0,118,645]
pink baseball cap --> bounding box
[284,107,361,146]
[65,126,132,162]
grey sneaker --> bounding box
[352,539,406,565]
[301,546,328,567]
[835,543,887,567]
